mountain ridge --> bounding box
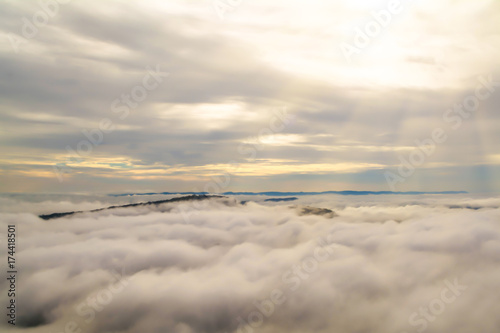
[39,194,225,220]
[110,190,468,197]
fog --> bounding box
[1,193,499,333]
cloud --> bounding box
[0,0,499,192]
[1,193,500,332]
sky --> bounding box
[0,0,499,193]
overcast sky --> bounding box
[0,0,499,193]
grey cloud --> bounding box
[0,0,499,191]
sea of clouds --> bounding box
[1,193,500,333]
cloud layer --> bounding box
[1,193,500,332]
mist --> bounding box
[1,193,499,333]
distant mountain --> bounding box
[110,190,468,197]
[39,195,224,220]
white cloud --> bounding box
[1,194,499,332]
